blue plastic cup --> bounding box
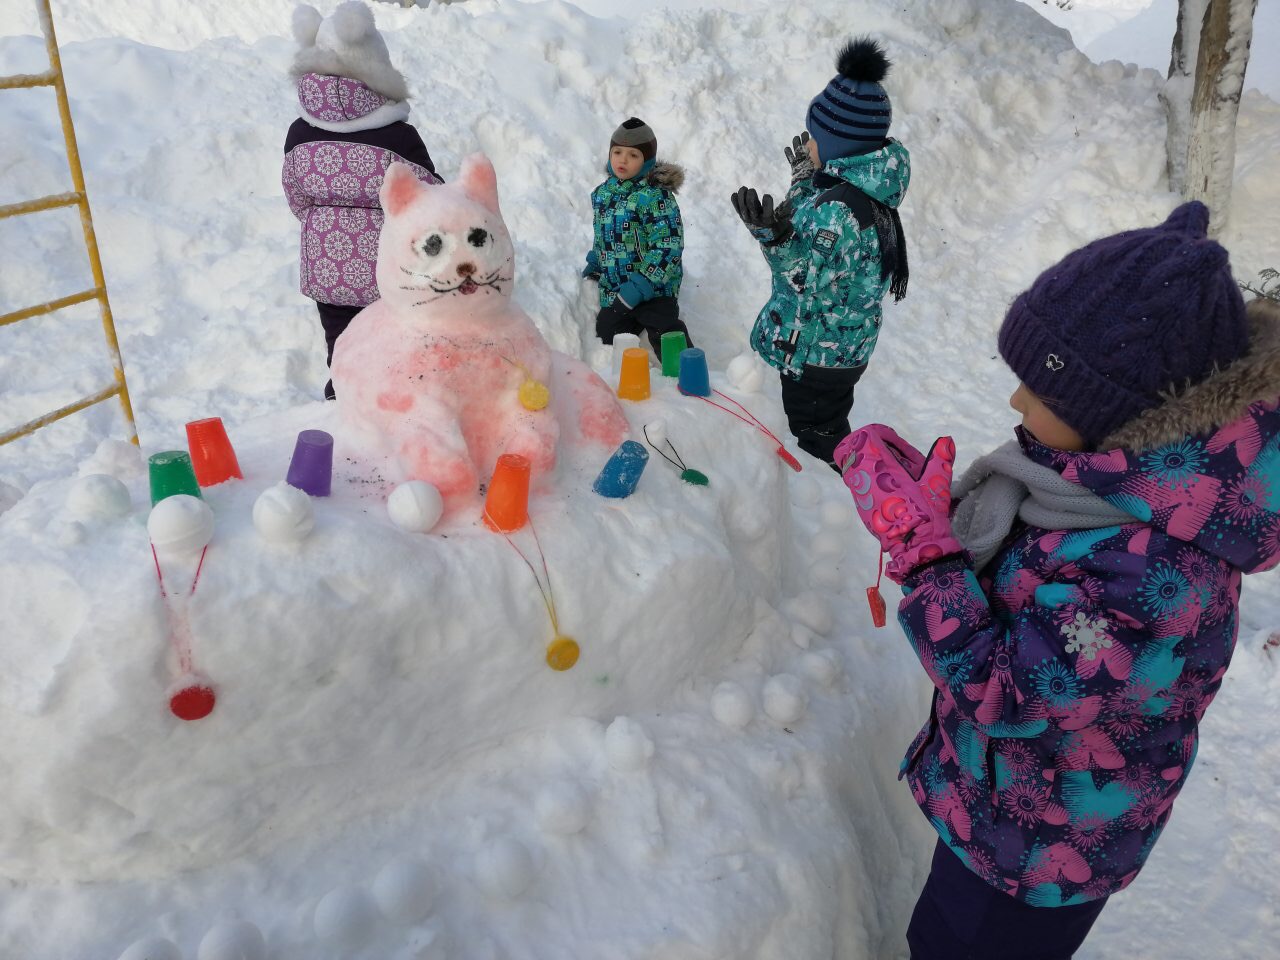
[678,348,711,397]
[593,440,649,499]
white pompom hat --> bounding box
[291,2,410,102]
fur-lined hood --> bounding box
[1104,298,1280,451]
[601,159,685,194]
[1023,298,1280,574]
[290,2,409,103]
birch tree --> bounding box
[1161,0,1258,233]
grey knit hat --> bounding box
[610,117,657,161]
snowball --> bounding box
[808,561,843,591]
[605,716,654,771]
[118,937,182,960]
[784,592,834,636]
[1096,59,1126,83]
[252,483,315,544]
[373,857,438,924]
[314,886,377,946]
[476,837,535,899]
[56,520,88,547]
[197,920,265,960]
[810,531,846,561]
[711,681,754,729]
[789,475,821,508]
[535,782,590,835]
[790,623,813,650]
[723,491,769,542]
[929,0,977,34]
[800,650,842,688]
[68,473,131,520]
[148,495,214,556]
[387,481,444,533]
[818,499,853,529]
[642,418,667,450]
[763,674,806,724]
[725,352,764,393]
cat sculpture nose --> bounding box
[457,262,476,277]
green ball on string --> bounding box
[680,468,709,486]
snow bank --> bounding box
[1,0,1278,957]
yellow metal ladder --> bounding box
[0,0,137,447]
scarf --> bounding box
[950,440,1136,571]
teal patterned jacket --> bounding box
[589,161,685,309]
[749,140,910,377]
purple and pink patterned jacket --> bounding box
[282,73,441,307]
[895,313,1280,907]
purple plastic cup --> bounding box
[286,429,333,497]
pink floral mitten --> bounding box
[836,425,965,583]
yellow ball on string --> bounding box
[545,635,580,671]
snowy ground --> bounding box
[1,0,1279,958]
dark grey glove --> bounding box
[785,131,815,185]
[731,186,793,244]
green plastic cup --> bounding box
[149,450,203,506]
[660,331,687,378]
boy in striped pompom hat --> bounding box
[733,37,910,470]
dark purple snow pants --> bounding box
[906,841,1108,960]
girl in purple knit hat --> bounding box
[282,2,442,400]
[837,202,1280,958]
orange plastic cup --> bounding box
[483,453,531,533]
[616,347,651,401]
[185,417,242,487]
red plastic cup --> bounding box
[186,417,242,487]
[483,453,531,533]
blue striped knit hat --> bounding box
[806,37,892,162]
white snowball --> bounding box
[808,561,843,591]
[811,531,846,561]
[819,499,853,530]
[68,473,131,520]
[612,333,641,377]
[56,519,88,547]
[314,886,377,946]
[929,0,977,34]
[373,857,438,924]
[726,352,764,393]
[148,495,214,556]
[252,483,315,544]
[535,782,591,835]
[801,650,842,688]
[387,481,444,533]
[763,674,806,724]
[118,937,182,960]
[724,491,769,543]
[476,837,535,899]
[605,716,655,771]
[789,475,821,508]
[711,681,754,729]
[197,920,265,960]
[784,592,834,636]
[1097,59,1126,83]
[642,418,667,450]
[790,623,813,650]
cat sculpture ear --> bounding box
[459,153,501,215]
[381,162,426,218]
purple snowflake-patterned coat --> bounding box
[282,73,441,307]
[895,305,1280,907]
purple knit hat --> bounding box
[998,201,1248,447]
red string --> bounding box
[151,543,208,674]
[680,388,787,448]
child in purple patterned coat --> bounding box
[838,203,1280,959]
[283,2,442,400]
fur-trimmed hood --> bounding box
[1104,298,1280,451]
[290,2,409,103]
[1023,298,1280,574]
[602,159,684,194]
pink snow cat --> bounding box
[331,155,629,509]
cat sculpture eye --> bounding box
[468,228,488,248]
[421,234,443,256]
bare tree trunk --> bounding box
[1162,0,1257,233]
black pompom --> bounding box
[622,117,647,129]
[836,36,890,83]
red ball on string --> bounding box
[170,683,216,721]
